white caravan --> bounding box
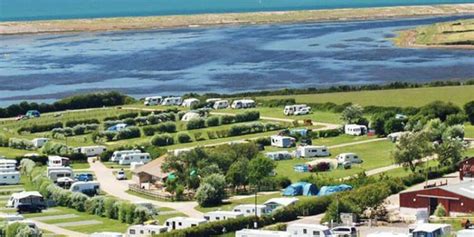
[181,98,200,107]
[47,167,73,182]
[336,153,362,165]
[70,181,100,195]
[181,111,201,122]
[0,159,17,171]
[203,211,244,222]
[0,171,20,185]
[265,151,292,161]
[206,98,222,103]
[213,100,229,110]
[284,104,311,116]
[161,97,182,106]
[232,204,271,217]
[296,145,330,158]
[409,223,451,237]
[165,217,207,230]
[110,149,141,162]
[75,146,107,157]
[127,224,168,236]
[344,124,367,136]
[48,156,69,167]
[231,99,256,109]
[31,138,49,148]
[118,153,151,165]
[270,135,296,148]
[144,96,163,106]
[236,229,291,237]
[287,223,333,237]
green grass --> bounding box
[465,124,474,138]
[0,147,32,158]
[258,85,474,107]
[70,162,90,170]
[378,161,440,178]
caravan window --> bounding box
[129,229,136,234]
[303,229,307,234]
[140,230,144,234]
[322,149,327,152]
[313,230,320,236]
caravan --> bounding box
[286,224,332,237]
[232,204,271,217]
[161,97,182,106]
[284,105,311,116]
[0,159,20,185]
[296,146,330,158]
[204,211,244,222]
[213,100,229,110]
[118,153,151,165]
[47,167,74,182]
[270,136,296,148]
[31,138,49,148]
[110,149,141,162]
[0,159,17,171]
[75,146,107,157]
[7,191,46,213]
[127,224,168,236]
[70,181,100,196]
[231,99,256,109]
[181,98,200,107]
[344,124,367,136]
[336,153,362,165]
[48,156,69,167]
[144,96,163,106]
[165,217,207,230]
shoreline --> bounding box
[1,4,474,35]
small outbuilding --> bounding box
[131,156,168,189]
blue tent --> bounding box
[283,182,318,196]
[302,183,319,196]
[318,184,352,196]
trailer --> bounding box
[110,149,142,162]
[6,191,46,213]
[283,104,311,116]
[181,98,200,107]
[231,99,256,109]
[47,167,74,182]
[127,224,168,236]
[265,151,292,161]
[144,96,163,106]
[74,146,107,157]
[0,159,17,171]
[270,135,296,148]
[0,171,20,185]
[107,123,128,132]
[236,229,291,237]
[213,100,229,109]
[165,217,207,230]
[296,145,330,158]
[161,97,182,106]
[48,156,69,167]
[31,138,49,148]
[344,124,367,136]
[286,223,332,237]
[118,153,151,165]
[203,211,244,222]
[336,153,363,165]
[70,181,100,196]
[232,204,271,217]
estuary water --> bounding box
[1,0,474,21]
[1,15,474,105]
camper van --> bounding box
[144,96,163,106]
[286,223,332,237]
[336,153,362,165]
[283,105,311,116]
[271,135,296,148]
[161,97,182,106]
[181,98,200,107]
[127,224,168,236]
[70,181,100,196]
[344,124,367,136]
[110,149,142,162]
[296,146,330,158]
[118,153,151,165]
[75,146,107,157]
[213,100,229,110]
[231,99,256,109]
[47,167,73,182]
[48,156,69,167]
[165,217,207,230]
[233,204,271,217]
[31,138,49,148]
[7,191,46,213]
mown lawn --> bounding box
[0,147,31,158]
[257,85,474,108]
[465,124,474,138]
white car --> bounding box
[294,107,311,115]
[116,170,126,180]
[331,226,357,237]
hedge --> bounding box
[234,111,260,123]
[65,119,100,127]
[186,118,206,130]
[8,138,34,150]
[206,116,220,127]
[118,112,139,120]
[18,122,63,134]
[177,132,192,143]
[151,134,174,146]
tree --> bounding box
[340,104,364,124]
[384,117,405,135]
[226,159,249,191]
[322,196,361,223]
[248,156,276,187]
[370,112,395,136]
[434,203,447,217]
[419,101,461,121]
[464,101,474,125]
[195,174,226,206]
[423,119,447,142]
[442,125,464,140]
[392,132,433,172]
[435,137,466,167]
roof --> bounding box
[367,232,408,237]
[234,204,267,209]
[439,181,474,199]
[412,223,451,233]
[132,155,167,178]
[264,197,299,206]
[236,229,291,237]
[11,191,42,199]
[0,159,17,164]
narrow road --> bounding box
[88,158,203,218]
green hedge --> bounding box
[65,119,100,127]
[18,122,63,133]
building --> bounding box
[203,210,244,222]
[131,156,168,189]
[459,157,474,180]
[264,197,299,211]
[164,217,207,230]
[400,181,474,216]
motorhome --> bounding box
[232,204,271,217]
[144,96,163,106]
[296,145,330,158]
[203,211,244,222]
[110,149,142,162]
[127,224,168,236]
[236,229,291,237]
[161,97,182,106]
[165,217,207,230]
[118,153,151,165]
[0,171,21,185]
[284,105,311,116]
[47,167,73,182]
[270,135,296,148]
[75,146,107,157]
[213,100,229,109]
[336,153,363,165]
[265,151,292,161]
[231,99,256,109]
[48,156,69,167]
[70,181,100,196]
[31,138,49,148]
[344,124,367,136]
[286,223,332,237]
[6,191,46,213]
[181,98,200,107]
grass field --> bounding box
[465,124,474,138]
[258,85,474,108]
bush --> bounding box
[151,134,174,146]
[115,126,141,140]
[445,113,467,126]
[314,162,331,172]
[465,101,474,125]
[275,176,292,189]
[0,134,8,147]
[196,174,226,207]
[234,111,260,123]
[186,118,206,130]
[18,122,63,133]
[65,119,100,127]
[434,203,447,217]
[41,142,69,155]
[142,126,156,136]
[177,132,192,143]
[206,116,220,127]
[318,128,342,138]
[157,122,176,133]
[220,115,234,124]
[8,138,34,150]
[118,112,138,120]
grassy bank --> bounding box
[2,4,474,35]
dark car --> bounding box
[17,203,45,214]
[75,173,94,181]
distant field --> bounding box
[258,85,474,107]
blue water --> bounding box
[1,15,474,106]
[1,0,474,21]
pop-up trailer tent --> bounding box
[282,182,318,196]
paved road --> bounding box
[88,158,203,218]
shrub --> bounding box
[18,122,63,133]
[465,101,474,125]
[318,128,342,138]
[254,137,271,146]
[434,203,447,217]
[0,134,8,147]
[151,134,174,146]
[8,138,34,150]
[220,115,234,124]
[314,162,331,172]
[115,126,141,140]
[186,118,206,130]
[445,113,467,126]
[157,122,176,133]
[65,119,100,127]
[234,111,260,123]
[41,142,69,155]
[177,132,192,143]
[142,126,156,136]
[275,176,292,189]
[206,116,220,127]
[118,112,138,120]
[196,174,226,207]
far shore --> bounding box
[1,4,474,35]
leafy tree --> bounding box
[248,156,276,187]
[435,138,466,167]
[384,117,405,135]
[418,101,461,121]
[195,174,226,206]
[392,132,433,172]
[442,125,464,140]
[340,104,364,124]
[226,159,249,191]
[464,101,474,125]
[322,196,361,223]
[423,119,447,142]
[434,203,447,217]
[370,112,395,135]
[445,113,467,126]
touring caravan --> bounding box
[31,138,49,148]
[236,229,291,237]
[271,136,296,148]
[165,217,207,230]
[6,191,46,213]
[70,181,100,196]
[75,146,107,157]
[336,153,362,165]
[296,146,330,158]
[344,124,367,136]
[47,167,74,182]
[118,153,151,165]
[144,96,163,106]
[204,211,244,222]
[181,98,200,107]
[161,97,182,106]
[90,233,123,237]
[286,223,332,237]
[48,156,69,167]
[0,159,20,185]
[206,98,221,103]
[107,123,128,132]
[213,100,229,110]
[232,204,271,217]
[110,149,141,162]
[127,224,168,236]
[231,99,256,109]
[284,105,311,116]
[0,159,17,171]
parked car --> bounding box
[116,170,127,180]
[75,173,93,182]
[331,226,357,237]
